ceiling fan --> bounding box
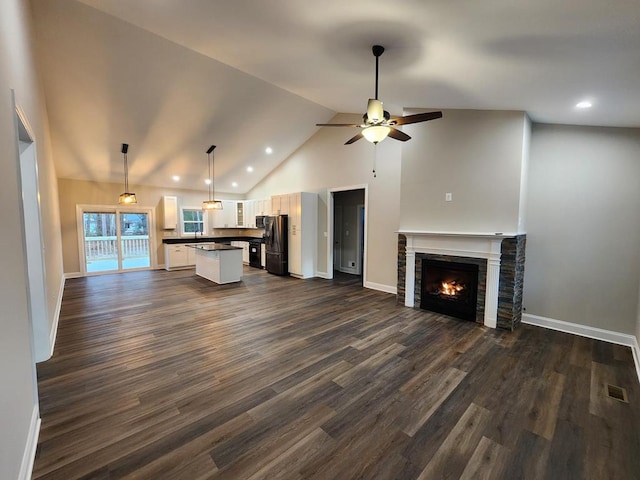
[317,45,442,145]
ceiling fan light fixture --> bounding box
[362,125,390,144]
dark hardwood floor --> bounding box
[34,267,640,479]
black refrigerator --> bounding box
[264,215,288,275]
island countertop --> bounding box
[186,243,242,252]
[163,236,263,244]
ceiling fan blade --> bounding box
[389,111,443,126]
[388,127,411,142]
[316,123,362,127]
[345,132,364,145]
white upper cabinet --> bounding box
[271,194,290,215]
[162,196,178,230]
[212,200,238,228]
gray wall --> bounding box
[400,109,529,233]
[524,123,640,335]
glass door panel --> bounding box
[120,212,150,270]
[83,212,118,273]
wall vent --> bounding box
[606,383,628,403]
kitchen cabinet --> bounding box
[261,244,266,268]
[212,200,238,228]
[193,244,243,284]
[236,202,244,227]
[243,201,256,228]
[231,241,250,264]
[287,192,318,278]
[164,243,196,270]
[162,196,178,230]
[271,194,290,215]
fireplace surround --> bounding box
[397,232,526,330]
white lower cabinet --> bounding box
[231,241,250,264]
[165,243,196,270]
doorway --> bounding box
[329,187,366,285]
[78,206,154,275]
[15,103,50,363]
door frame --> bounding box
[326,184,368,283]
[76,204,157,276]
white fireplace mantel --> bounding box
[399,231,515,328]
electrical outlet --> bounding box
[445,192,453,202]
[350,261,356,267]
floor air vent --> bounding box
[606,384,628,403]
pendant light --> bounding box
[202,145,223,210]
[118,143,137,205]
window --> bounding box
[181,208,206,235]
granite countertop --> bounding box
[162,236,264,244]
[186,243,242,252]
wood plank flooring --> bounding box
[34,267,640,479]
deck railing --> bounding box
[85,235,149,259]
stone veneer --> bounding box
[397,234,526,331]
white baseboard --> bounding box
[523,313,640,383]
[64,271,82,279]
[315,271,331,279]
[19,405,40,480]
[364,281,397,295]
[48,274,66,359]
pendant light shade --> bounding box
[203,145,223,210]
[118,143,137,204]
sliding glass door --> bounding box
[120,212,151,270]
[80,207,153,274]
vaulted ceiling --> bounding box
[31,0,640,193]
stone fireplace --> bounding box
[397,232,526,331]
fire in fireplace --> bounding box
[420,259,479,321]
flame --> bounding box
[440,281,464,296]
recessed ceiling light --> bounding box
[204,178,211,185]
[246,166,254,173]
[232,182,238,188]
[172,175,180,182]
[265,147,273,154]
[575,100,593,109]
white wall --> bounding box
[248,113,402,289]
[0,0,63,477]
[524,123,640,335]
[400,109,529,233]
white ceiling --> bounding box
[32,0,640,194]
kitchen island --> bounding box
[188,244,243,284]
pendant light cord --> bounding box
[123,151,129,192]
[208,152,213,201]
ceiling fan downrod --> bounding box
[372,45,384,100]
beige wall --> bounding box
[400,109,529,233]
[525,123,640,335]
[58,178,248,274]
[0,0,63,477]
[248,113,402,289]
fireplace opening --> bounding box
[420,259,479,321]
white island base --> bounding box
[191,244,243,284]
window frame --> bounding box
[180,207,207,236]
